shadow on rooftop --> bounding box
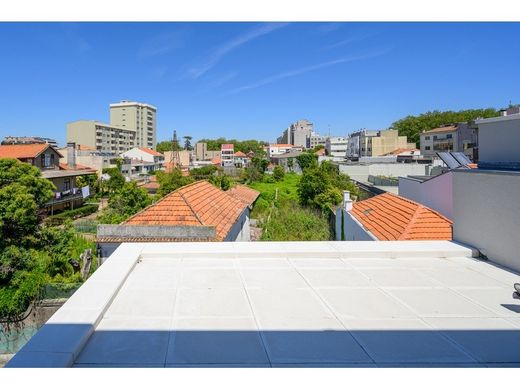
[5,324,520,367]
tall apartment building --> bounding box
[220,144,235,167]
[110,100,157,149]
[346,130,379,159]
[420,123,478,161]
[276,119,314,148]
[67,120,136,154]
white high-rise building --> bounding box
[110,100,157,149]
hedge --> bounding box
[44,204,99,226]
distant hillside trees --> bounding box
[391,108,500,145]
[197,138,268,155]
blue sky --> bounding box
[0,22,519,145]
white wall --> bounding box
[477,115,520,165]
[338,163,430,183]
[334,207,376,241]
[452,169,520,272]
[399,171,453,219]
[122,148,155,163]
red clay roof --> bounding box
[0,143,56,159]
[350,193,452,241]
[234,151,247,157]
[139,147,163,157]
[227,185,260,207]
[124,181,249,241]
[270,144,293,148]
[59,162,96,171]
[211,156,222,165]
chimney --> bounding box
[67,142,76,169]
[343,190,353,212]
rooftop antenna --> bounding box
[170,130,182,169]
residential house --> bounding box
[420,123,478,161]
[121,147,165,173]
[220,143,234,167]
[233,151,249,168]
[268,143,294,157]
[0,143,96,214]
[270,150,303,173]
[226,184,260,209]
[335,191,452,241]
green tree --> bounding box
[102,167,125,195]
[392,108,499,145]
[272,165,285,181]
[209,174,232,191]
[156,140,182,153]
[156,169,194,197]
[189,165,219,180]
[98,182,151,224]
[287,157,294,172]
[183,136,193,151]
[76,173,99,194]
[295,152,318,171]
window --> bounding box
[425,136,430,140]
[446,134,453,139]
[425,146,431,150]
[64,178,71,191]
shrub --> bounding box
[44,204,99,226]
[272,165,285,181]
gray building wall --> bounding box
[224,209,251,242]
[334,207,376,241]
[338,163,432,183]
[452,169,520,272]
[477,114,520,168]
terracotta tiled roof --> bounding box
[383,148,420,156]
[211,156,222,165]
[422,125,457,134]
[350,193,452,241]
[227,185,260,207]
[139,147,163,157]
[0,143,55,159]
[59,162,96,171]
[270,144,293,148]
[124,181,249,241]
[234,151,247,157]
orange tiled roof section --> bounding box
[227,185,260,207]
[139,147,163,157]
[0,143,52,159]
[124,181,249,241]
[234,151,247,157]
[383,148,419,156]
[351,192,452,241]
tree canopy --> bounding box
[197,138,267,156]
[391,108,499,145]
[98,181,152,224]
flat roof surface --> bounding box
[8,241,520,367]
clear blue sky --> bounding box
[1,22,519,145]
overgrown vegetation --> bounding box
[197,138,268,156]
[44,204,99,226]
[98,181,151,224]
[392,108,499,145]
[0,158,97,318]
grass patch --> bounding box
[248,173,300,219]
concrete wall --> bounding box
[452,169,520,272]
[399,171,453,219]
[343,210,376,241]
[224,209,251,242]
[477,115,520,166]
[338,163,430,183]
[67,121,97,149]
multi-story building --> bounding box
[195,142,221,161]
[309,133,327,149]
[58,143,115,174]
[2,135,58,148]
[276,119,314,148]
[347,129,415,159]
[268,143,294,157]
[325,136,348,159]
[420,123,478,161]
[220,143,234,167]
[67,120,136,154]
[109,100,157,149]
[121,147,165,172]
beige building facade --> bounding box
[195,142,221,161]
[67,120,136,154]
[110,101,157,149]
[360,129,416,157]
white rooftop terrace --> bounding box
[7,241,520,367]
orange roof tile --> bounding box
[139,147,163,157]
[124,181,249,241]
[0,143,58,159]
[211,156,222,165]
[234,151,247,157]
[270,144,293,148]
[350,193,452,241]
[227,185,260,207]
[383,148,419,156]
[59,162,96,171]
